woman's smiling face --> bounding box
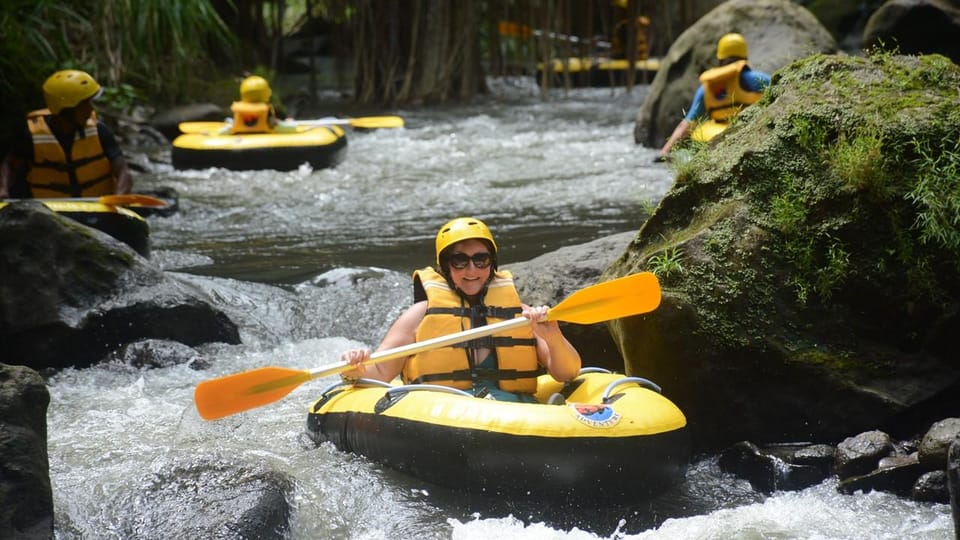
[446,239,492,297]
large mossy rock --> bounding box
[609,53,960,452]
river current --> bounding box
[46,81,954,539]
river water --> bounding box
[46,82,954,539]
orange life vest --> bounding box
[26,109,114,198]
[699,60,763,122]
[230,101,274,133]
[402,267,542,393]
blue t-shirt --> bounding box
[683,69,771,122]
[471,353,538,403]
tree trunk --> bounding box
[349,0,486,105]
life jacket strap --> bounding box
[453,336,537,349]
[425,305,523,320]
[410,366,546,384]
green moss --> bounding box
[793,346,897,377]
[631,52,960,355]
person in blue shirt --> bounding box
[655,33,771,161]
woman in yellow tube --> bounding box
[341,217,582,402]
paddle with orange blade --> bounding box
[194,271,661,420]
[6,194,168,207]
[27,194,168,208]
[95,194,168,208]
[177,115,404,135]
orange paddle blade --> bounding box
[548,272,660,324]
[194,366,312,420]
[99,194,168,207]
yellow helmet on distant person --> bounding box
[240,75,272,103]
[43,70,102,114]
[717,33,748,60]
[435,217,498,268]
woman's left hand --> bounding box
[522,304,560,339]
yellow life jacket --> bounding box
[611,16,650,60]
[26,109,114,198]
[403,267,542,393]
[699,60,763,122]
[230,101,274,133]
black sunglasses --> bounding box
[448,251,492,270]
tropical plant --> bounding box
[648,246,684,279]
[0,0,238,144]
[0,1,85,133]
[906,135,960,252]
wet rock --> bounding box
[863,0,960,64]
[0,364,52,539]
[151,102,226,141]
[0,202,240,371]
[948,437,960,538]
[878,453,919,470]
[834,430,895,479]
[719,441,826,494]
[105,339,208,370]
[118,460,293,539]
[837,457,924,497]
[805,0,886,53]
[918,418,960,471]
[912,470,949,504]
[790,443,836,476]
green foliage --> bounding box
[905,135,960,252]
[764,170,854,304]
[791,114,829,153]
[782,234,849,304]
[0,1,86,133]
[0,0,239,143]
[99,83,145,115]
[671,139,709,183]
[648,246,684,279]
[769,174,807,235]
[637,197,658,217]
[92,0,238,105]
[828,128,888,198]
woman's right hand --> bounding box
[340,348,372,381]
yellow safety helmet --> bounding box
[240,75,272,103]
[717,33,748,61]
[435,217,498,268]
[42,70,102,114]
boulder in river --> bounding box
[0,363,52,539]
[611,52,960,453]
[0,201,241,371]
